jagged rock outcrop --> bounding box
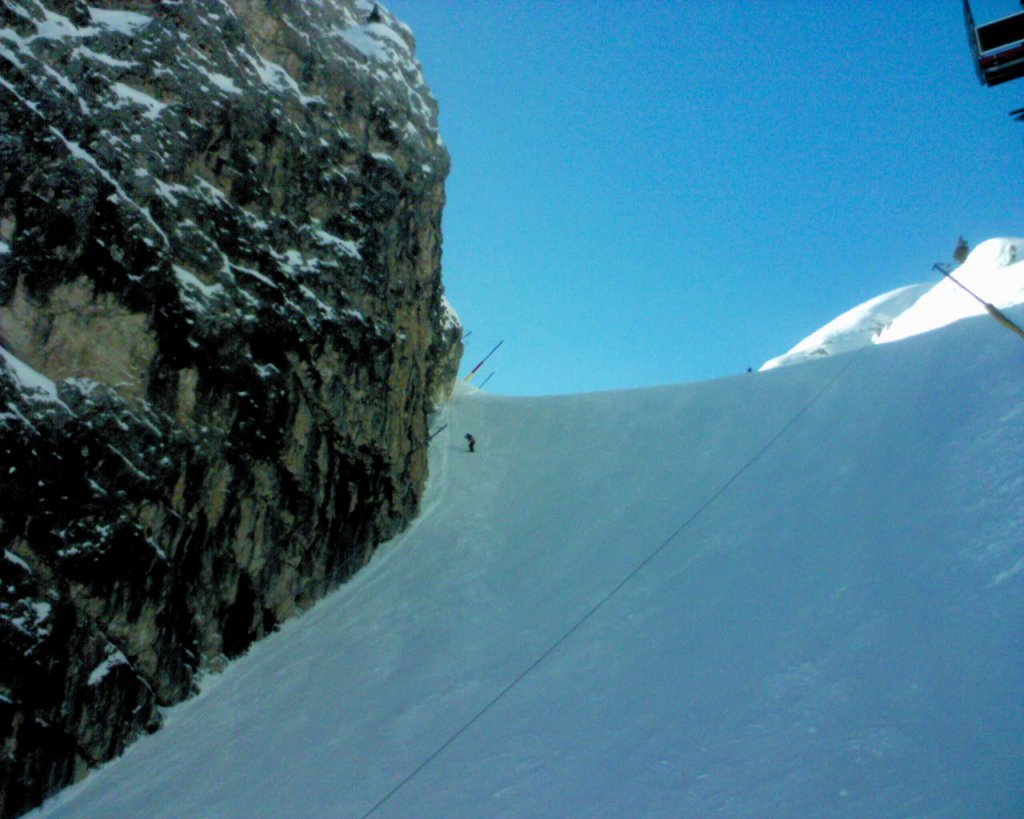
[0,1,461,815]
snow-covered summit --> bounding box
[881,237,1024,343]
[763,237,1024,370]
[760,284,932,370]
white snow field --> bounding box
[32,241,1024,818]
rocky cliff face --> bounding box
[0,1,461,814]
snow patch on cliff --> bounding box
[0,346,61,403]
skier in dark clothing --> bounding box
[465,433,476,453]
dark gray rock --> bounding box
[0,1,461,814]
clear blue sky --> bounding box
[388,0,1023,396]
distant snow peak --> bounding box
[761,285,931,371]
[880,237,1024,344]
[763,237,1024,370]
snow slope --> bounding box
[30,251,1024,818]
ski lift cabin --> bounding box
[965,0,1024,86]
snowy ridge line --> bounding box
[359,345,867,819]
[764,237,1024,369]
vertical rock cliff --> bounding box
[0,1,461,814]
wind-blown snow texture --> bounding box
[32,242,1024,817]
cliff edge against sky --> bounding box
[0,1,460,814]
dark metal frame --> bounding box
[964,0,1024,86]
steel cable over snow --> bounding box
[359,346,866,819]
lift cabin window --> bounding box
[978,12,1024,51]
[966,1,1024,86]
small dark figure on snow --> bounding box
[953,236,969,265]
[465,433,476,453]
